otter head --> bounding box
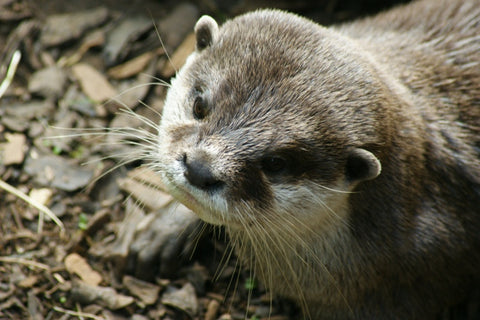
[156,11,387,233]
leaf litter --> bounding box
[0,0,403,319]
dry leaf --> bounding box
[71,62,117,102]
[64,253,102,286]
[107,51,156,79]
[2,133,26,165]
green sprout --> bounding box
[245,277,256,291]
[52,145,62,155]
[78,213,88,230]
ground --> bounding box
[0,0,407,319]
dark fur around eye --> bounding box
[261,155,288,175]
[258,146,339,184]
[193,96,208,119]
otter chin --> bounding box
[151,0,480,318]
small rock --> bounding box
[40,7,109,47]
[28,188,53,207]
[3,100,55,120]
[1,116,29,132]
[161,283,199,317]
[123,275,161,306]
[103,16,153,66]
[1,133,27,165]
[28,66,67,99]
[24,153,94,191]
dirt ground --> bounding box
[0,0,408,319]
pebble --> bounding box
[123,275,161,306]
[28,66,67,99]
[1,133,27,165]
[40,7,109,47]
[24,153,94,191]
[103,16,153,66]
[161,283,199,317]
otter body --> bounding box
[154,0,480,318]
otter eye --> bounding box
[261,156,287,174]
[193,96,208,119]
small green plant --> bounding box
[69,145,85,159]
[244,277,256,291]
[52,145,62,155]
[78,213,88,230]
[59,296,67,304]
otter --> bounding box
[143,0,480,318]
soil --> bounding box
[0,0,409,319]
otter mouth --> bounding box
[168,183,202,211]
[165,180,227,226]
[162,172,261,229]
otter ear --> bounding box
[194,15,219,51]
[345,148,381,183]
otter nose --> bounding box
[183,153,223,191]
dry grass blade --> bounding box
[0,256,50,270]
[0,50,21,99]
[0,179,65,235]
[53,306,106,320]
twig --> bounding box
[0,256,50,270]
[0,179,65,234]
[0,50,21,99]
[53,306,106,320]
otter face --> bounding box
[155,11,382,231]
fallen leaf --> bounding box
[71,62,117,102]
[1,133,26,165]
[107,51,155,79]
[64,253,102,286]
[71,281,134,310]
[17,276,38,289]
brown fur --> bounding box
[154,0,480,318]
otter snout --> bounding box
[182,152,224,191]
